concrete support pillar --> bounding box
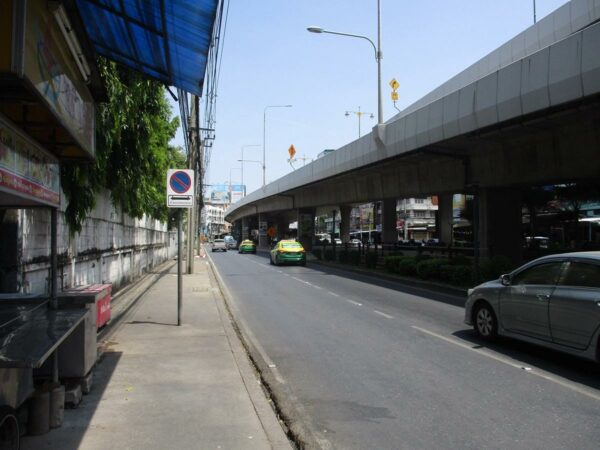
[297,208,315,251]
[436,193,453,246]
[381,199,398,243]
[241,217,249,241]
[276,216,290,240]
[258,213,270,250]
[339,205,351,243]
[475,188,522,264]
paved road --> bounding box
[210,250,600,450]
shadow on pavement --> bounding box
[21,351,123,450]
[453,329,600,390]
[126,320,178,326]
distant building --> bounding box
[201,202,229,238]
[397,197,438,241]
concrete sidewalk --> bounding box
[22,258,292,450]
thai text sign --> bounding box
[0,115,60,206]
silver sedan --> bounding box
[465,251,600,362]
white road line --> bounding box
[328,291,340,297]
[374,310,394,319]
[347,299,363,306]
[411,326,600,402]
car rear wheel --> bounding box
[474,303,497,340]
[0,406,19,450]
[269,255,274,265]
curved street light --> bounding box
[307,0,383,125]
[241,144,260,196]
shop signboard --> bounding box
[0,115,60,206]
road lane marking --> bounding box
[347,299,363,306]
[328,291,340,297]
[374,310,394,319]
[411,326,600,402]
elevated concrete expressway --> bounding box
[226,0,600,261]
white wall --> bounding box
[19,189,177,295]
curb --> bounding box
[204,250,299,449]
[205,250,327,450]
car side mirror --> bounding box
[500,274,511,286]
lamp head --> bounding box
[307,26,324,33]
[345,111,350,117]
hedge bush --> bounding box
[440,264,473,286]
[365,252,378,269]
[338,249,349,264]
[348,251,361,265]
[384,255,402,273]
[397,257,418,276]
[416,258,447,280]
[479,255,514,281]
[312,248,322,260]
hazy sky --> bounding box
[169,0,568,196]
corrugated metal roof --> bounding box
[75,0,218,95]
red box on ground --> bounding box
[60,284,112,330]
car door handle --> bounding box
[536,294,550,301]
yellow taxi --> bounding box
[238,239,257,254]
[269,240,306,266]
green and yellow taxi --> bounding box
[270,240,306,266]
[238,239,257,254]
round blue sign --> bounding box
[170,171,192,194]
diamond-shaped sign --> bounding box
[389,78,399,91]
[288,144,296,159]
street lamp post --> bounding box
[307,0,383,125]
[263,105,292,187]
[238,159,262,193]
[241,144,260,196]
[345,106,374,138]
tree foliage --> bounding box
[61,59,185,233]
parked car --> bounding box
[349,239,362,247]
[270,240,306,266]
[238,239,256,254]
[211,239,227,252]
[464,251,600,362]
[224,235,237,249]
[334,238,342,245]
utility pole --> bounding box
[186,95,200,274]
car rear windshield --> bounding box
[281,243,302,249]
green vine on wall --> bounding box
[61,59,186,234]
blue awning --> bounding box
[75,0,218,96]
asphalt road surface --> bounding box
[209,250,600,450]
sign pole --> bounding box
[177,209,183,326]
[167,168,194,326]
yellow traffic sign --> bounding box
[391,91,399,101]
[288,144,296,159]
[389,78,399,91]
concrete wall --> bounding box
[17,189,177,295]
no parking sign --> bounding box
[167,169,194,208]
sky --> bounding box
[169,0,569,197]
